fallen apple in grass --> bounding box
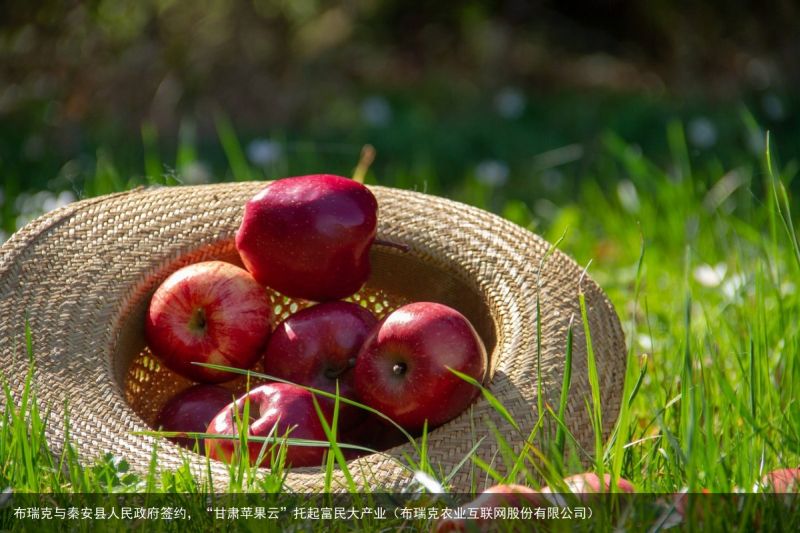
[353,302,487,432]
[672,488,711,521]
[155,384,234,449]
[145,261,273,382]
[204,383,333,468]
[263,301,376,428]
[434,484,545,532]
[761,468,800,493]
[235,174,380,301]
[541,472,635,503]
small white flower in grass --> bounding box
[693,263,726,287]
[361,96,392,127]
[181,161,212,185]
[616,179,640,213]
[688,117,717,149]
[781,281,795,297]
[475,160,509,187]
[637,334,653,351]
[16,215,33,230]
[412,471,444,494]
[42,190,76,213]
[494,87,526,119]
[246,139,283,167]
[722,273,747,301]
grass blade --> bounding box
[555,314,575,457]
[447,367,519,433]
[215,111,252,182]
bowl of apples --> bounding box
[0,175,626,492]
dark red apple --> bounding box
[145,261,273,383]
[204,383,333,468]
[263,301,377,428]
[353,302,487,432]
[340,413,409,460]
[434,484,545,532]
[155,384,234,450]
[235,174,378,301]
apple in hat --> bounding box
[155,384,234,450]
[145,261,273,383]
[353,302,487,432]
[340,413,409,460]
[204,383,332,468]
[235,174,379,301]
[263,301,377,428]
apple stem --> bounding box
[392,362,407,376]
[374,238,411,253]
[352,144,376,184]
[190,307,207,331]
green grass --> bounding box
[1,104,800,531]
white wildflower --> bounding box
[494,87,526,119]
[475,160,509,187]
[246,139,283,167]
[688,117,717,149]
[693,263,726,287]
[361,96,392,127]
[616,179,640,213]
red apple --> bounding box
[263,301,377,428]
[145,261,273,383]
[155,384,234,450]
[353,302,487,432]
[204,383,332,468]
[434,484,545,532]
[541,472,635,503]
[761,468,800,493]
[235,174,379,301]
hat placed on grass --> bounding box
[0,183,625,491]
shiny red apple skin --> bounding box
[235,174,378,301]
[263,301,377,428]
[353,302,488,432]
[145,261,273,383]
[155,384,234,449]
[204,383,332,468]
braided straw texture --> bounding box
[0,183,625,492]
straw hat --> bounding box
[0,182,625,492]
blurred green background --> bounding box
[0,0,798,241]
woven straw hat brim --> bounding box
[0,183,625,492]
